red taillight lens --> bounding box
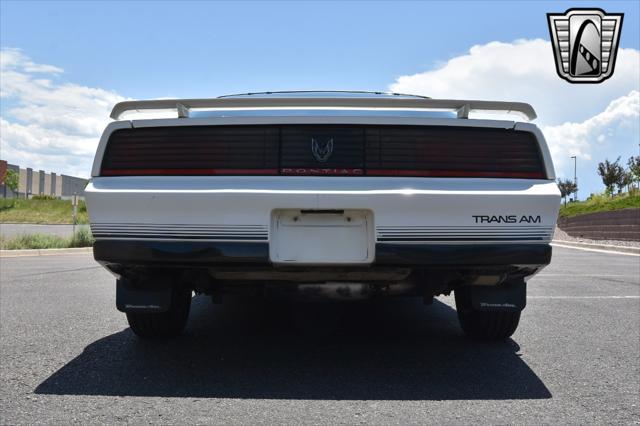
[100,126,279,177]
[364,170,545,178]
[100,125,546,179]
[364,127,545,179]
[101,168,278,176]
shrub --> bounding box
[68,228,94,247]
[0,199,16,211]
[4,169,19,194]
[0,229,94,250]
[1,233,68,250]
[31,194,58,200]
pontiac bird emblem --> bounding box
[311,138,334,163]
[547,8,623,83]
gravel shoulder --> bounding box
[554,226,640,248]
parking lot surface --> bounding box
[1,247,638,424]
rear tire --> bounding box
[454,287,521,340]
[126,286,192,338]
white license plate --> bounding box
[270,209,374,264]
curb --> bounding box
[0,247,93,258]
[551,240,640,255]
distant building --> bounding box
[0,160,88,199]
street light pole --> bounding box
[571,156,577,201]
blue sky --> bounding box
[2,1,638,97]
[1,1,639,196]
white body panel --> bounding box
[86,176,560,244]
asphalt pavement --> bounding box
[0,247,638,424]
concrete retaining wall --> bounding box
[557,208,640,241]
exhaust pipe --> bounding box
[295,282,416,300]
[298,282,369,300]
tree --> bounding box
[619,170,633,193]
[557,178,577,205]
[4,169,19,197]
[628,156,640,188]
[597,157,624,196]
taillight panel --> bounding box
[100,125,546,179]
[101,126,279,176]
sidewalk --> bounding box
[0,223,90,239]
[0,247,93,257]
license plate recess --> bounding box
[270,209,374,264]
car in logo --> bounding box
[547,8,623,83]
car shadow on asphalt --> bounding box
[35,296,551,400]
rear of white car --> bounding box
[86,92,560,339]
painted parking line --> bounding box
[527,295,640,299]
[537,274,636,277]
[551,243,640,257]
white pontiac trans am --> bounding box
[86,91,561,339]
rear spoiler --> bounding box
[110,97,537,121]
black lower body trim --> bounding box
[375,243,552,266]
[94,240,551,268]
[93,240,269,267]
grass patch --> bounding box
[0,228,94,250]
[559,193,640,218]
[0,198,89,224]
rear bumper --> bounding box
[87,176,559,279]
[86,177,560,244]
[94,240,552,269]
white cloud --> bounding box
[0,48,125,177]
[389,39,640,194]
[542,90,639,174]
[0,119,98,177]
[389,39,639,125]
[0,48,63,74]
